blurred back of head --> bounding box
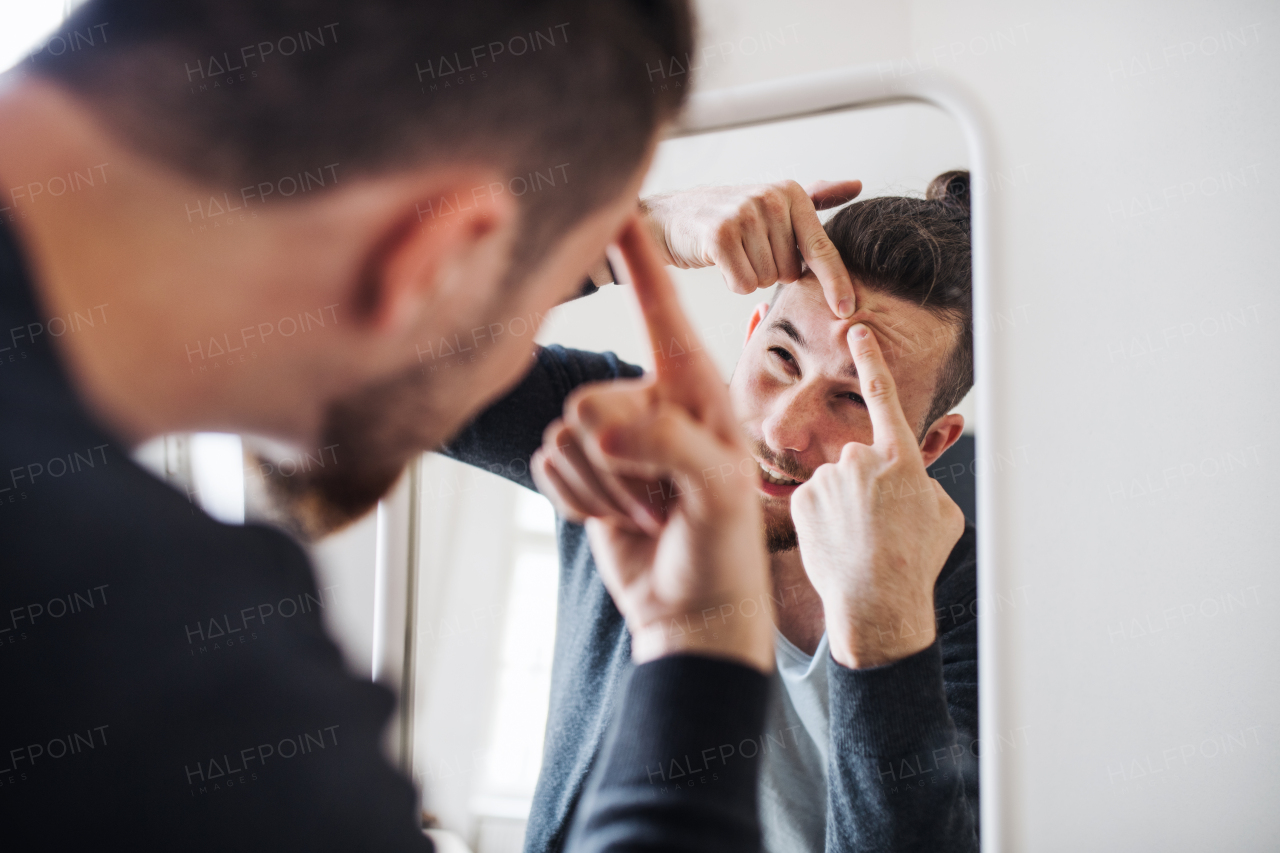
[28,0,694,264]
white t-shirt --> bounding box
[759,630,831,853]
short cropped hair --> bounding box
[28,0,694,266]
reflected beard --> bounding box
[763,505,799,554]
[750,438,806,553]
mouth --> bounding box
[756,458,803,496]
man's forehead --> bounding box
[771,276,946,367]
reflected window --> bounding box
[471,490,559,841]
[133,432,246,524]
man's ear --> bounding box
[354,175,518,333]
[919,413,965,468]
[744,301,770,348]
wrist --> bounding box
[630,598,774,674]
[825,601,936,669]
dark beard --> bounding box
[251,442,407,542]
[763,504,799,553]
[253,239,544,540]
[252,361,463,541]
[751,439,808,554]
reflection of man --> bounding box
[0,1,781,849]
[447,173,979,852]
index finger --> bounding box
[846,323,915,450]
[612,218,736,438]
[806,179,862,211]
[786,182,856,319]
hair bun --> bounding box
[926,170,970,212]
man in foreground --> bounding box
[0,1,795,849]
[445,173,978,852]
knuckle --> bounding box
[541,419,569,450]
[759,192,788,219]
[758,258,779,285]
[802,232,838,258]
[864,375,894,400]
[811,464,838,487]
[712,219,740,246]
[726,270,758,294]
[775,248,801,273]
[531,457,561,498]
[779,179,805,198]
[564,386,593,422]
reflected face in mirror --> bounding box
[729,273,965,551]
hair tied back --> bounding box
[926,169,971,215]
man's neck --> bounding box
[769,547,826,656]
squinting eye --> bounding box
[842,392,866,407]
[768,345,795,365]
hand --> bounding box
[791,323,966,669]
[531,218,773,673]
[640,179,862,318]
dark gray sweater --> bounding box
[445,343,981,853]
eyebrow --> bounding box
[768,318,808,349]
[768,317,860,380]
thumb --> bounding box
[806,179,862,211]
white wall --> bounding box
[905,2,1279,850]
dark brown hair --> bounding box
[823,170,973,432]
[31,0,694,265]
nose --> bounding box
[760,385,818,457]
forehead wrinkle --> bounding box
[786,275,916,351]
[775,280,937,386]
[845,304,916,346]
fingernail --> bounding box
[849,323,869,339]
[837,298,853,318]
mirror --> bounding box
[407,101,976,852]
